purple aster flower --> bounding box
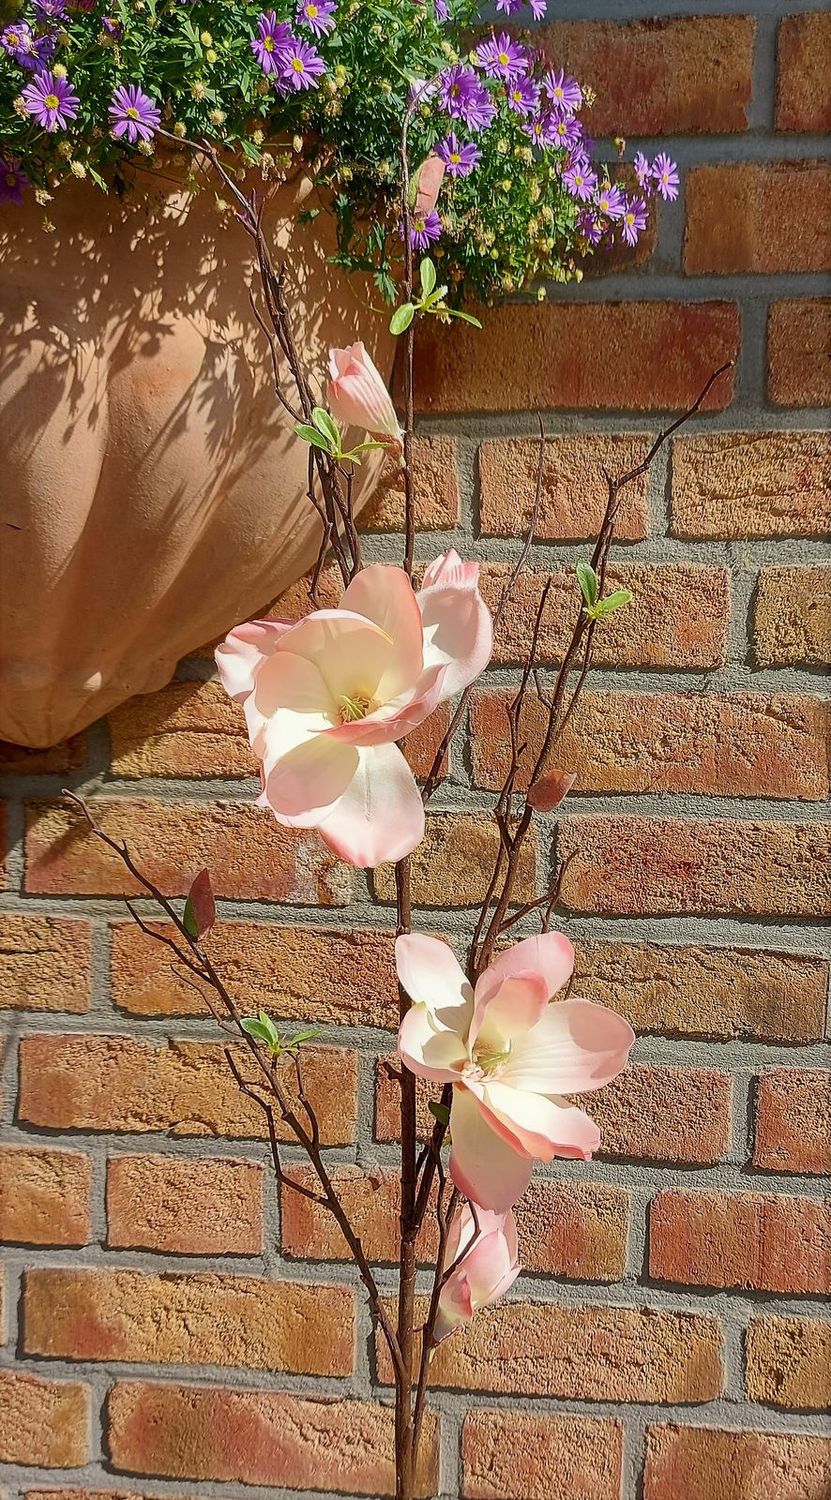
[523,112,556,148]
[434,0,449,18]
[506,76,540,115]
[439,65,496,131]
[495,0,522,12]
[578,209,603,247]
[296,0,336,37]
[21,69,79,131]
[547,113,583,150]
[596,182,626,221]
[543,67,582,116]
[0,157,26,204]
[251,12,293,75]
[23,32,58,71]
[279,36,326,90]
[435,131,480,177]
[33,0,68,17]
[101,15,123,37]
[475,32,528,82]
[652,152,679,202]
[633,150,651,189]
[1,20,32,59]
[529,0,547,15]
[562,155,597,201]
[409,209,442,251]
[621,194,648,247]
[109,83,161,143]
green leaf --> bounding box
[241,1009,281,1050]
[419,256,436,296]
[284,1025,324,1050]
[576,561,599,608]
[428,1100,450,1126]
[294,423,332,451]
[593,589,633,618]
[449,309,483,328]
[389,302,415,335]
[311,407,340,448]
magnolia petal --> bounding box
[340,565,424,701]
[483,1080,600,1162]
[327,341,401,444]
[262,733,359,825]
[499,997,636,1095]
[432,1269,473,1345]
[398,1002,467,1082]
[449,1083,533,1213]
[215,619,294,702]
[469,970,550,1055]
[396,932,472,1018]
[475,930,575,1009]
[418,558,493,702]
[276,609,396,705]
[320,663,448,746]
[318,741,424,868]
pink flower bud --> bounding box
[327,341,402,450]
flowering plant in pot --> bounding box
[0,0,680,748]
[58,67,724,1491]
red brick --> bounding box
[768,300,831,408]
[685,164,831,274]
[479,562,730,669]
[478,434,651,542]
[373,813,537,907]
[108,681,252,778]
[24,1492,193,1500]
[0,1146,91,1246]
[106,1380,437,1497]
[414,302,739,413]
[754,566,831,667]
[537,16,754,135]
[644,1425,831,1500]
[573,940,827,1044]
[671,430,831,538]
[591,1064,732,1166]
[776,13,831,133]
[18,1033,356,1146]
[362,435,460,530]
[0,1369,89,1467]
[649,1189,830,1295]
[0,913,91,1012]
[470,690,828,800]
[746,1317,831,1410]
[110,920,398,1027]
[462,1409,623,1500]
[106,1154,263,1255]
[23,1267,354,1376]
[559,816,830,918]
[0,736,85,774]
[24,798,351,904]
[754,1069,831,1176]
[379,1300,723,1402]
[281,1167,628,1282]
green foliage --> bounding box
[240,1009,322,1054]
[576,562,632,622]
[0,0,622,303]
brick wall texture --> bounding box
[1,6,829,1499]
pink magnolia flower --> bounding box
[397,932,635,1211]
[327,342,402,451]
[216,554,492,868]
[433,1202,519,1345]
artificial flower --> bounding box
[327,341,402,450]
[433,1202,520,1344]
[216,553,493,867]
[397,931,635,1210]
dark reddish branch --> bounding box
[62,790,406,1388]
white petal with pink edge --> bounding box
[340,565,424,700]
[449,1083,533,1212]
[483,1080,600,1162]
[418,554,493,701]
[498,997,636,1095]
[474,929,575,1008]
[318,740,424,867]
[395,933,473,1028]
[468,970,550,1054]
[214,619,294,702]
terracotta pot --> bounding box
[0,168,393,747]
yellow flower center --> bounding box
[475,1046,511,1073]
[498,51,509,64]
[44,93,59,109]
[263,35,274,49]
[339,694,373,723]
[307,3,318,14]
[553,86,564,99]
[450,151,461,163]
[625,212,634,226]
[291,55,304,70]
[126,106,139,118]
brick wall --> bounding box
[1,5,829,1498]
